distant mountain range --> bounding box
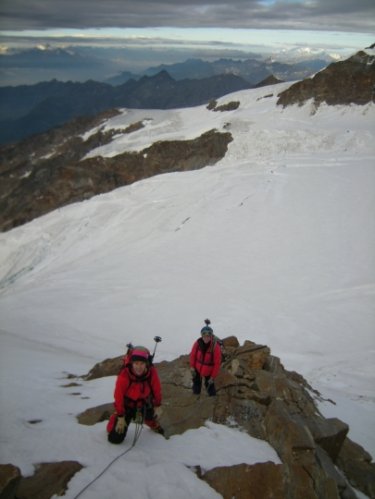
[1,49,373,232]
[0,71,253,145]
[0,44,338,86]
[0,53,333,146]
[106,56,329,86]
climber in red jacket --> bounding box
[190,320,221,396]
[107,346,164,444]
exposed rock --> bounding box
[202,458,358,499]
[0,123,232,231]
[15,461,83,499]
[277,50,375,108]
[0,463,21,499]
[76,402,113,425]
[307,417,349,462]
[77,336,373,497]
[214,101,240,112]
[201,462,287,499]
[221,335,240,348]
[315,447,357,499]
[156,356,216,435]
[206,99,240,112]
[206,99,217,110]
[235,341,270,369]
[337,437,375,498]
[84,355,123,380]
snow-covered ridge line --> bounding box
[82,83,374,160]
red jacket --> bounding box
[113,365,162,416]
[190,338,221,378]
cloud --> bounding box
[0,0,374,33]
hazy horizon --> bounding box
[1,0,373,85]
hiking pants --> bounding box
[192,372,216,397]
[107,406,158,444]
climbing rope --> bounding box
[72,417,144,499]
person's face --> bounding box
[132,360,147,375]
[202,333,211,344]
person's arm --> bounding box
[113,370,129,415]
[190,341,198,369]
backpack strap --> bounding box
[210,336,217,354]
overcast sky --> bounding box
[1,0,374,33]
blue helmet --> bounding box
[201,326,213,336]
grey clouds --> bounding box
[0,0,374,32]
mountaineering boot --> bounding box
[152,424,165,435]
[148,419,165,435]
[145,415,165,435]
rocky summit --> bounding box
[2,337,373,498]
[277,51,375,108]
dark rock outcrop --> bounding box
[0,117,232,231]
[202,462,286,499]
[76,403,113,426]
[206,99,241,112]
[277,50,375,108]
[84,356,123,381]
[337,438,375,498]
[0,461,83,499]
[0,463,21,499]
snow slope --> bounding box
[0,83,374,498]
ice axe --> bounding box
[151,335,162,362]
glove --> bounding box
[207,377,214,386]
[190,367,196,376]
[154,406,163,419]
[115,416,126,433]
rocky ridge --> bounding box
[277,51,375,108]
[2,337,373,499]
[0,109,232,232]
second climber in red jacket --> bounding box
[190,320,221,396]
[107,346,163,444]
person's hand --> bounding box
[190,367,196,376]
[154,406,163,419]
[115,416,126,433]
[207,377,214,385]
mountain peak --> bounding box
[277,49,375,107]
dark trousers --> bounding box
[192,371,216,397]
[108,406,157,444]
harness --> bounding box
[123,368,154,410]
[195,336,217,367]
